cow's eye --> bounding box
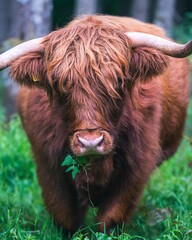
[116,78,124,90]
[118,78,122,87]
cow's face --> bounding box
[44,26,132,157]
[53,76,126,156]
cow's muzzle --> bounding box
[70,129,113,156]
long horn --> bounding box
[125,32,192,58]
[0,37,45,71]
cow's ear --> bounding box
[128,47,168,82]
[10,52,47,88]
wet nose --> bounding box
[78,135,104,149]
[71,130,113,155]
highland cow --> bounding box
[0,15,191,234]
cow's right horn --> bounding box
[125,32,192,58]
[0,37,45,71]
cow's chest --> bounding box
[74,156,117,205]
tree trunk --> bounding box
[0,0,9,42]
[131,0,150,22]
[9,0,53,40]
[0,39,22,118]
[154,0,176,36]
[74,0,98,16]
[0,0,53,118]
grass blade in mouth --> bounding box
[61,155,88,179]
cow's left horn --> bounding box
[125,32,192,58]
[0,37,45,71]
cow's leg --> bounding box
[97,165,155,233]
[97,184,142,232]
[34,154,88,234]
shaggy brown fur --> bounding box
[10,15,190,234]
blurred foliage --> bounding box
[175,12,192,42]
[101,0,131,16]
[53,0,75,28]
[52,0,133,28]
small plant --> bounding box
[61,154,97,215]
[61,154,89,179]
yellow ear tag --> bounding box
[32,74,39,82]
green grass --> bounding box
[0,108,191,240]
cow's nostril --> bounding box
[78,135,104,149]
[77,138,84,148]
[97,137,104,147]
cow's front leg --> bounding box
[34,153,88,235]
[97,169,154,233]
